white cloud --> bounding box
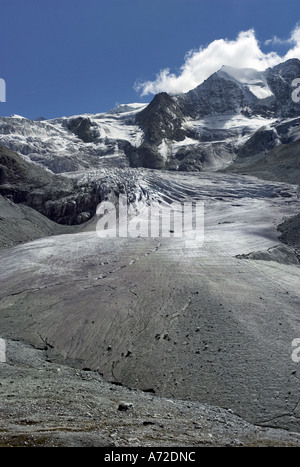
[285,25,300,60]
[264,35,291,46]
[135,26,300,97]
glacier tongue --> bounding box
[1,60,300,439]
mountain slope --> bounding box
[1,59,300,174]
[1,60,300,441]
[224,138,300,186]
[0,104,146,173]
[0,195,75,248]
[128,59,300,170]
[0,145,146,226]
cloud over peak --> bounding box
[135,26,300,97]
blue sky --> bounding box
[0,0,300,119]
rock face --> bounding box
[236,127,279,159]
[225,133,300,186]
[126,59,300,170]
[128,93,186,169]
[0,194,75,249]
[66,117,96,143]
[0,146,146,226]
[176,59,300,120]
[0,145,82,224]
[266,59,300,118]
[137,92,186,144]
[236,244,299,265]
[177,71,257,118]
[278,212,300,250]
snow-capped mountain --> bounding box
[130,58,300,170]
[0,59,300,174]
[1,59,300,437]
[0,103,147,173]
[219,65,273,100]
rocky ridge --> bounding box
[1,60,300,175]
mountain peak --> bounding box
[1,59,300,173]
[217,65,273,99]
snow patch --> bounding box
[188,114,277,131]
[247,85,273,99]
[158,139,171,160]
[219,66,273,99]
[108,102,148,115]
[172,137,199,150]
[10,114,26,119]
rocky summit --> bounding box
[0,59,300,447]
[1,59,300,175]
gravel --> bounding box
[1,339,300,447]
